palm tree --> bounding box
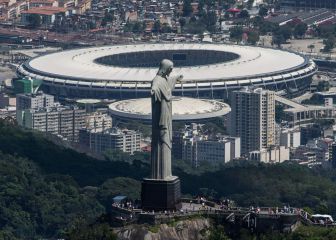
[308,44,315,53]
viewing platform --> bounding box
[109,198,336,233]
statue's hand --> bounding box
[176,75,183,83]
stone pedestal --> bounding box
[141,176,181,211]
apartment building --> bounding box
[79,127,141,154]
[16,92,54,110]
[85,112,112,130]
[230,87,275,154]
[182,136,241,167]
[17,106,86,141]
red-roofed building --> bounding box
[6,0,29,19]
[21,6,67,25]
[226,8,241,18]
[29,0,58,8]
[227,8,241,13]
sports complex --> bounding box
[108,97,231,122]
[17,43,318,99]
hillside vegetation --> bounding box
[1,120,336,238]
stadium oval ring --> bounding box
[108,97,231,122]
[17,43,318,99]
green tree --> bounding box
[104,9,113,22]
[317,24,336,38]
[247,30,260,45]
[201,11,218,32]
[183,0,192,17]
[239,9,250,18]
[259,5,268,17]
[230,26,243,42]
[273,34,285,47]
[0,152,104,239]
[323,35,335,52]
[97,177,141,206]
[132,21,145,33]
[247,0,254,9]
[277,25,292,42]
[153,20,161,33]
[290,226,336,240]
[208,226,231,240]
[316,80,330,92]
[179,17,187,27]
[198,0,205,11]
[101,10,113,27]
[308,44,315,53]
[67,223,117,240]
[293,22,307,38]
[183,21,206,34]
[123,21,145,33]
[101,18,107,27]
[162,23,172,33]
[258,20,278,35]
[272,25,292,47]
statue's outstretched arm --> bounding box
[169,75,183,90]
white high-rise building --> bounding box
[17,106,86,142]
[280,128,301,148]
[230,88,275,154]
[16,92,54,110]
[85,112,112,130]
[78,128,141,155]
[182,136,241,168]
[249,146,290,163]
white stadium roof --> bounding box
[24,43,307,82]
[108,97,231,121]
[76,98,101,104]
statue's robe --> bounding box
[150,74,177,180]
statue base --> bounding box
[141,176,181,211]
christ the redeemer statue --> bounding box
[150,59,183,180]
[141,59,183,210]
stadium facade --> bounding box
[17,43,317,100]
[280,0,336,10]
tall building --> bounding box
[16,92,54,110]
[173,123,240,167]
[17,106,86,142]
[59,108,87,142]
[85,112,112,130]
[79,128,141,155]
[230,88,275,154]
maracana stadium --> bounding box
[17,43,317,99]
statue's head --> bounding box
[157,59,173,77]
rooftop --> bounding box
[108,97,231,121]
[21,7,66,15]
[76,99,101,104]
[23,43,308,83]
